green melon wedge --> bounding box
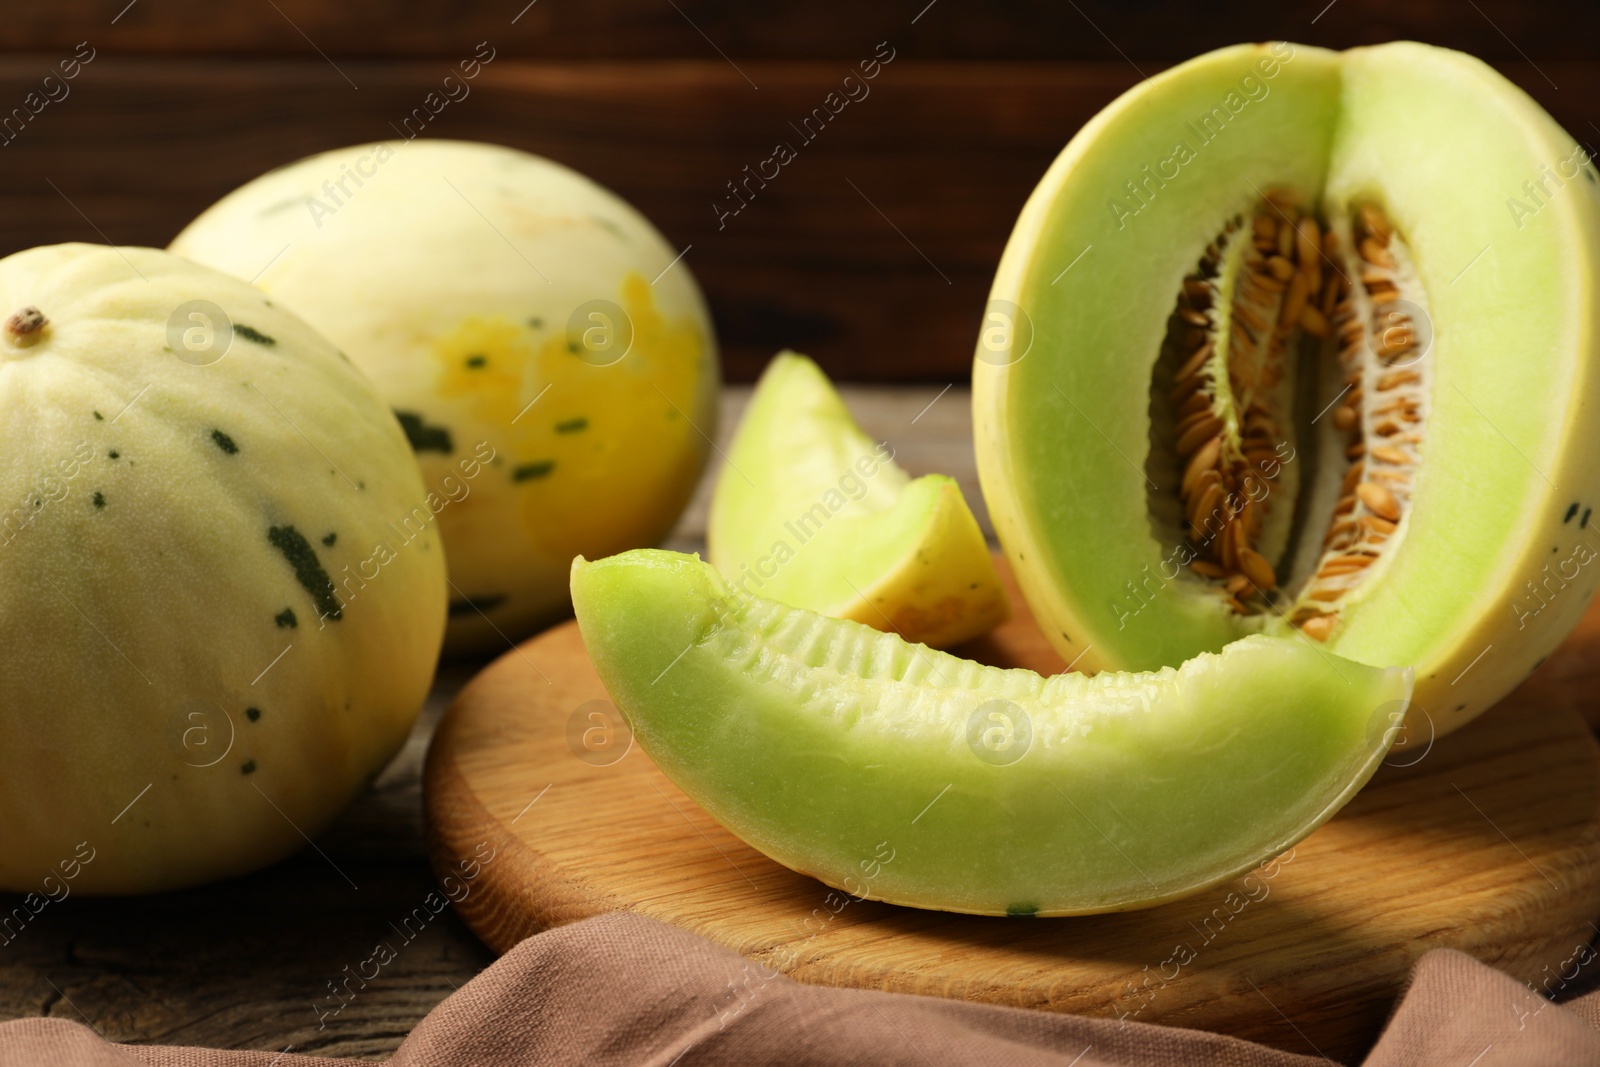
[710,352,1007,649]
[571,549,1410,916]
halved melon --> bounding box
[572,549,1410,915]
[709,352,1006,648]
[975,42,1600,736]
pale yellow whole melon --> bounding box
[172,140,721,653]
[0,244,446,894]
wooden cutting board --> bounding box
[424,561,1600,1062]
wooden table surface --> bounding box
[4,380,1599,1058]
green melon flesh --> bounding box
[975,41,1600,736]
[709,352,1007,648]
[572,549,1410,915]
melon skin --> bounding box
[974,42,1600,736]
[573,549,1410,916]
[0,244,446,894]
[170,140,720,654]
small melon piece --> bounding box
[709,352,1006,648]
[572,549,1410,916]
[0,244,446,893]
[975,42,1600,736]
[171,140,719,654]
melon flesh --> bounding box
[974,42,1600,735]
[710,352,1006,648]
[573,549,1409,916]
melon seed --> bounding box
[1299,305,1330,337]
[1360,238,1395,267]
[1175,342,1214,383]
[1360,513,1398,535]
[1183,436,1222,495]
[1300,615,1336,641]
[1237,547,1276,590]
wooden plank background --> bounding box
[0,2,1594,381]
[8,1,1600,60]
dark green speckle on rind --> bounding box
[322,532,337,546]
[211,429,239,454]
[241,760,257,775]
[1005,904,1038,917]
[91,491,105,509]
[266,525,341,621]
[92,411,103,421]
[246,707,262,722]
[465,354,487,369]
[234,324,276,346]
[555,417,589,434]
[513,461,555,482]
[108,450,119,460]
[394,410,453,454]
[274,607,298,629]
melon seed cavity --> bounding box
[1149,193,1430,639]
